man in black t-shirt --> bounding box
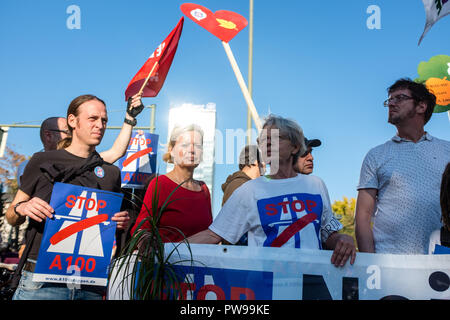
[6,94,134,300]
[14,94,143,263]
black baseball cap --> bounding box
[304,137,321,148]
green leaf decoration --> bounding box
[415,55,450,113]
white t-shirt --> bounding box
[357,133,450,254]
[209,174,342,249]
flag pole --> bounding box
[222,41,262,133]
[137,61,159,96]
[247,0,254,144]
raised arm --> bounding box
[355,188,377,253]
[100,93,144,163]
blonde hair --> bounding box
[163,124,204,163]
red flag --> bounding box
[125,17,184,101]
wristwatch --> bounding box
[13,201,27,217]
[124,117,137,126]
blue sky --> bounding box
[1,0,449,216]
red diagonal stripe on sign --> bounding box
[122,147,153,167]
[50,214,109,245]
[270,213,317,247]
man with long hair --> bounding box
[6,94,135,300]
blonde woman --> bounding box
[131,124,212,242]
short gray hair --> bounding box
[259,114,306,163]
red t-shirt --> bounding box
[131,175,213,242]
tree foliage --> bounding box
[332,197,357,247]
[0,146,27,195]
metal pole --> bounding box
[247,0,254,145]
[0,104,156,131]
[149,104,156,133]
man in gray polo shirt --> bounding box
[355,78,450,254]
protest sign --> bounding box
[118,131,159,189]
[435,245,450,254]
[33,182,123,287]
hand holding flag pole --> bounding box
[126,62,157,118]
[137,61,159,96]
[181,3,262,132]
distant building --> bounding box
[166,103,216,207]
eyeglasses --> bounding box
[48,129,70,135]
[300,148,313,158]
[383,94,415,107]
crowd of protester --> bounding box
[0,77,449,300]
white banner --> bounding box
[108,244,450,300]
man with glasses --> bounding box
[294,137,321,175]
[16,117,70,186]
[40,117,71,152]
[355,78,450,254]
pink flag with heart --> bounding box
[180,3,262,131]
[180,3,248,42]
